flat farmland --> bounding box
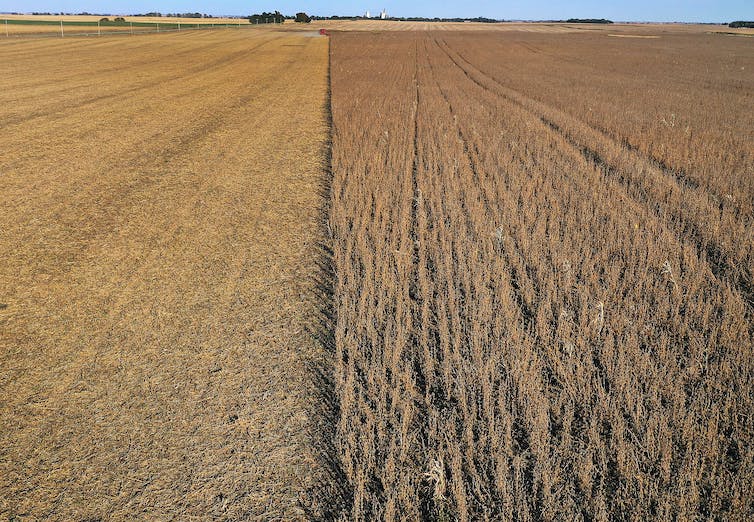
[325,31,753,520]
[0,14,251,36]
[315,19,744,34]
[0,30,327,520]
[2,21,752,522]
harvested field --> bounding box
[315,20,582,32]
[0,30,328,520]
[1,14,247,23]
[0,15,252,36]
[324,30,754,520]
[315,20,735,34]
[2,18,752,522]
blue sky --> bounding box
[1,1,752,22]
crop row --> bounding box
[318,32,753,521]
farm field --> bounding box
[1,19,753,521]
[315,19,750,35]
[0,30,328,520]
[0,15,253,36]
[1,14,247,23]
[5,16,750,37]
[324,30,753,520]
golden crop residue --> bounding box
[0,30,328,520]
[0,14,255,36]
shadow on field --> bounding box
[302,230,352,520]
[301,47,354,520]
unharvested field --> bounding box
[324,31,753,520]
[0,30,328,520]
[438,31,754,298]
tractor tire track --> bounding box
[435,37,754,311]
[425,37,538,336]
[0,36,283,129]
[0,49,297,301]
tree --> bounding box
[295,12,311,23]
[248,11,285,24]
[565,18,613,24]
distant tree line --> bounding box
[535,18,613,23]
[310,15,359,20]
[27,11,212,18]
[311,15,503,23]
[729,21,754,28]
[2,12,618,25]
[565,18,613,23]
[130,12,219,18]
[27,11,119,16]
[164,13,214,18]
[395,16,501,23]
[309,15,356,21]
[248,11,285,24]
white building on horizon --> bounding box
[364,9,387,19]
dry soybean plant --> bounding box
[319,31,754,521]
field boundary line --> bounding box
[302,34,354,520]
